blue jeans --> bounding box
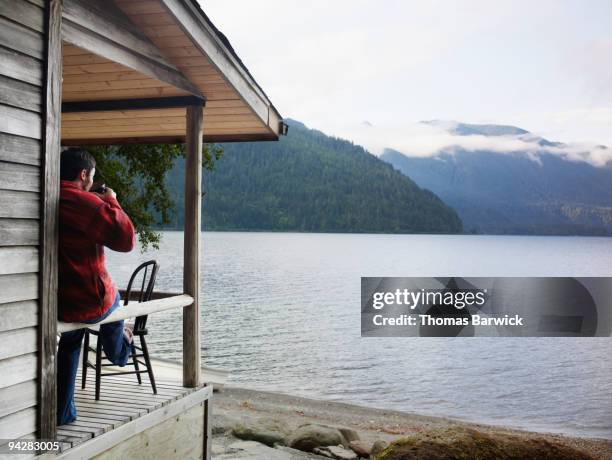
[57,292,131,425]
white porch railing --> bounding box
[57,294,194,333]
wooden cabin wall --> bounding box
[0,0,45,442]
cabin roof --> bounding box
[61,0,285,145]
[186,0,280,117]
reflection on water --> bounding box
[107,232,612,439]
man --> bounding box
[57,147,136,425]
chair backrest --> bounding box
[123,260,159,332]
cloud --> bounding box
[201,0,612,161]
[546,143,612,167]
[201,0,541,133]
[324,120,612,167]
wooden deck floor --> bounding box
[56,374,204,452]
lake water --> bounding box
[106,232,612,440]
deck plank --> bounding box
[74,401,147,416]
[73,405,137,419]
[101,375,186,386]
[77,384,182,398]
[74,397,158,410]
[57,429,93,440]
[99,377,190,390]
[79,385,184,399]
[59,424,105,436]
[76,376,185,396]
[75,415,128,429]
[56,434,79,449]
[74,401,150,415]
[77,389,181,406]
[75,409,131,419]
[75,410,133,424]
[74,394,160,408]
[77,373,186,387]
[83,384,187,397]
[70,419,112,432]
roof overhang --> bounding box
[60,0,284,145]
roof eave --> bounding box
[160,0,283,139]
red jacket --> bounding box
[58,180,136,322]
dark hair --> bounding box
[60,148,96,181]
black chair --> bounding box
[82,260,160,400]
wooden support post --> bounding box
[203,397,212,460]
[183,104,203,387]
[39,0,63,440]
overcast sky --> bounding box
[202,1,612,160]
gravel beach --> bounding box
[211,385,612,459]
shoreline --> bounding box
[154,228,612,238]
[212,385,612,459]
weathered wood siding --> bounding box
[0,0,45,442]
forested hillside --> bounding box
[161,119,463,234]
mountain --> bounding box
[381,123,612,235]
[424,120,530,137]
[161,119,463,234]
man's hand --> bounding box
[93,187,117,201]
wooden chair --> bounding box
[82,260,160,400]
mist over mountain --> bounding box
[382,123,612,235]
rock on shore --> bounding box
[211,385,612,459]
[377,427,595,460]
